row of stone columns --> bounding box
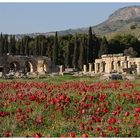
[94,60,129,74]
[83,63,93,73]
[59,61,140,75]
[59,63,93,75]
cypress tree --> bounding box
[10,35,16,55]
[65,42,71,68]
[0,33,4,56]
[9,35,13,55]
[72,35,79,68]
[98,36,108,58]
[79,38,86,70]
[35,37,39,56]
[20,39,24,55]
[87,27,93,63]
[40,41,44,56]
[53,32,59,65]
[3,35,9,54]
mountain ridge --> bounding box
[14,5,140,40]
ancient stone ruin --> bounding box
[0,54,59,78]
[94,53,140,74]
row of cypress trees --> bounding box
[1,26,139,70]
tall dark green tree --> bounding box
[34,37,40,56]
[0,33,4,56]
[3,35,9,54]
[20,39,24,55]
[9,35,16,55]
[22,36,31,56]
[72,35,79,68]
[87,27,93,63]
[79,38,87,70]
[15,40,22,55]
[53,32,59,65]
[98,36,108,57]
[65,42,71,68]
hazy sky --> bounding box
[0,3,140,34]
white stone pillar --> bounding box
[83,65,87,73]
[136,62,140,74]
[105,62,108,73]
[100,62,103,73]
[94,63,97,74]
[128,62,131,68]
[89,63,92,73]
[59,65,63,76]
[114,62,117,71]
[124,61,127,69]
[108,62,112,73]
[121,61,124,68]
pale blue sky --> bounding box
[0,3,140,34]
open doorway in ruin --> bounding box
[25,61,33,73]
[10,62,20,72]
[111,61,114,70]
[0,67,3,72]
[102,62,106,72]
[43,63,47,72]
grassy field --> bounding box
[0,75,140,137]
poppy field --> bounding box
[0,76,140,137]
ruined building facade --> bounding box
[0,55,59,76]
[94,54,140,74]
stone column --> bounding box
[121,61,124,72]
[136,62,140,74]
[128,62,131,68]
[105,62,108,73]
[94,63,97,74]
[114,61,117,71]
[108,62,112,73]
[100,62,103,73]
[59,65,63,76]
[83,65,87,73]
[89,63,92,73]
[124,61,128,69]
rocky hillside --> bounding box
[92,6,140,37]
[108,6,140,22]
[15,6,140,39]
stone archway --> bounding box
[102,62,106,72]
[43,63,47,72]
[9,61,20,72]
[111,61,114,71]
[25,61,33,73]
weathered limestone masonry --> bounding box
[89,63,92,73]
[59,65,64,75]
[94,53,140,74]
[0,55,59,75]
[83,65,87,73]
